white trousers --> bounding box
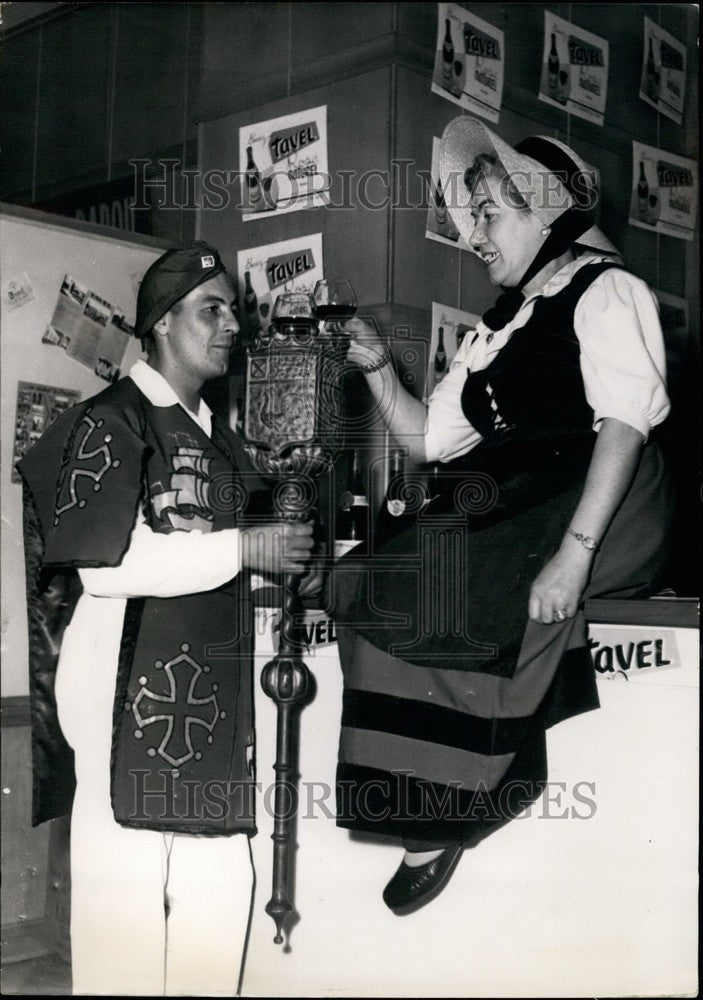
[56,594,255,997]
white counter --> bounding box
[242,609,698,998]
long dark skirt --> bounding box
[333,439,672,844]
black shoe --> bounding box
[382,844,463,914]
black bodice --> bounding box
[461,262,619,442]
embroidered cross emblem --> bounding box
[130,643,224,769]
[54,411,120,525]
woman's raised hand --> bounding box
[342,317,388,371]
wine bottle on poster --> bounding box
[442,18,454,82]
[548,33,559,94]
[434,326,447,387]
[245,146,262,209]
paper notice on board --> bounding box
[2,272,35,311]
[639,17,686,124]
[425,137,472,252]
[239,106,329,220]
[538,12,609,126]
[42,275,133,382]
[12,381,80,482]
[431,3,504,123]
[629,141,697,241]
[426,302,480,402]
[236,234,324,334]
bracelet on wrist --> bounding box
[358,348,393,374]
[568,528,599,551]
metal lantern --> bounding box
[242,308,346,945]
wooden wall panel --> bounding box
[291,2,394,63]
[110,4,200,168]
[199,2,291,119]
[34,6,111,195]
[0,30,39,202]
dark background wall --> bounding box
[1,1,699,596]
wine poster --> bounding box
[426,302,481,401]
[425,137,472,252]
[239,105,329,220]
[236,234,324,335]
[629,141,697,241]
[538,12,609,127]
[639,17,686,124]
[431,3,504,124]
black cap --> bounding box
[134,241,227,340]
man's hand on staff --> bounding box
[241,522,315,576]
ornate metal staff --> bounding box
[242,293,346,944]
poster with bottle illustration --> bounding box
[239,105,329,220]
[426,302,481,401]
[654,289,689,374]
[236,234,324,338]
[629,141,697,241]
[639,17,686,124]
[425,137,472,251]
[538,12,609,126]
[431,3,504,123]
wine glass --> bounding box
[271,291,317,342]
[312,279,357,333]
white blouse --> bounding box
[425,255,670,464]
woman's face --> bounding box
[468,171,548,288]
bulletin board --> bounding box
[0,205,169,697]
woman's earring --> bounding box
[541,227,550,235]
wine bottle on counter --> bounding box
[375,447,417,547]
[385,448,407,518]
[335,448,369,555]
[427,463,441,500]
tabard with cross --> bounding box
[107,398,261,835]
[19,375,265,833]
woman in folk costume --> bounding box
[332,116,672,914]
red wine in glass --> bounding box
[313,303,357,324]
[312,279,357,332]
[271,291,316,339]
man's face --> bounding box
[160,273,239,383]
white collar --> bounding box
[128,359,213,436]
[523,253,612,305]
[475,253,614,336]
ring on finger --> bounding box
[553,608,568,622]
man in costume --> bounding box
[19,243,317,996]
